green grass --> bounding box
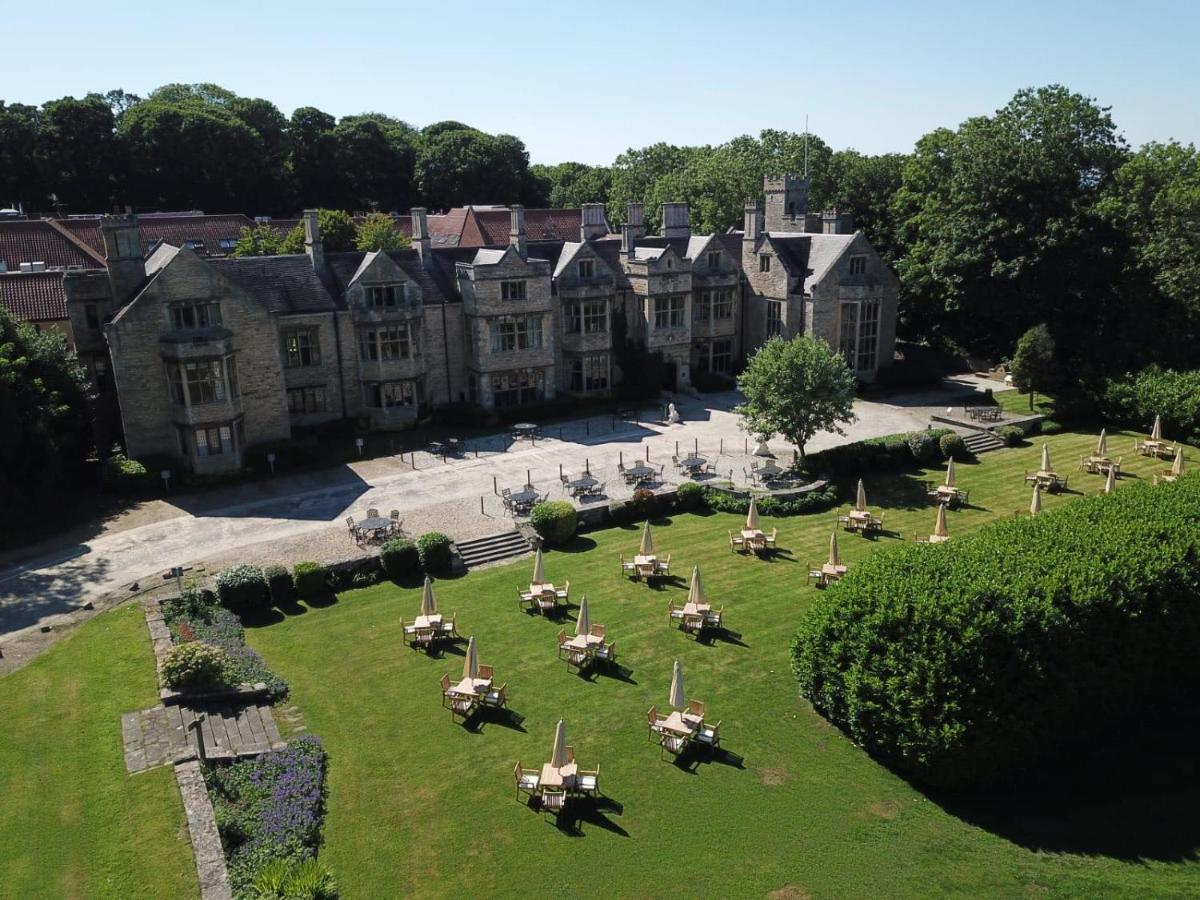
[244,428,1199,899]
[0,605,197,899]
[994,387,1057,418]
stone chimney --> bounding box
[821,208,854,234]
[580,203,608,241]
[410,207,431,268]
[509,205,527,259]
[743,200,761,243]
[302,208,324,272]
[661,202,690,239]
[99,214,146,304]
[621,223,637,257]
[625,202,646,241]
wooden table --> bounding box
[660,710,698,737]
[933,485,957,503]
[539,762,577,790]
[565,633,605,652]
[529,583,556,596]
[741,529,765,549]
[633,555,657,578]
[846,510,873,532]
[413,614,443,629]
[447,677,491,698]
[821,563,847,584]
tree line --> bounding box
[3,82,1198,384]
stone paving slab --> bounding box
[175,759,233,900]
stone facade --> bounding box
[87,177,898,473]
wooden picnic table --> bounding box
[659,710,699,737]
[529,582,556,596]
[821,563,848,583]
[539,761,577,790]
[413,614,443,629]
[447,676,491,698]
[565,633,605,652]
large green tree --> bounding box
[894,85,1129,358]
[231,223,283,257]
[0,309,94,521]
[1010,323,1057,410]
[334,114,417,211]
[0,102,43,210]
[530,162,612,208]
[355,212,410,252]
[735,335,857,463]
[415,123,534,209]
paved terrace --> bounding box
[0,377,1001,640]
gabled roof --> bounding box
[325,248,452,306]
[56,214,255,258]
[552,241,586,279]
[0,270,67,321]
[0,220,104,270]
[471,208,583,245]
[766,232,858,294]
[471,248,509,266]
[211,255,339,315]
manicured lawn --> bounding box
[995,387,1057,418]
[245,428,1199,899]
[0,604,197,899]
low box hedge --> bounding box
[214,565,268,614]
[792,472,1200,788]
[529,501,577,547]
[417,532,453,574]
[379,538,420,581]
[292,561,328,600]
[263,565,293,607]
[806,429,953,477]
[702,483,839,517]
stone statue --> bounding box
[667,402,681,424]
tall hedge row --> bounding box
[792,473,1200,788]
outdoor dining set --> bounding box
[836,480,886,534]
[556,595,616,673]
[667,566,724,636]
[925,458,970,508]
[514,720,600,815]
[561,471,606,499]
[502,485,547,516]
[401,576,458,650]
[729,497,778,553]
[439,634,508,722]
[621,521,671,581]
[647,660,721,760]
[517,547,570,614]
[346,509,402,544]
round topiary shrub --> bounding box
[1039,419,1063,435]
[906,430,944,464]
[379,538,420,581]
[939,432,969,461]
[292,561,328,600]
[263,565,293,606]
[161,641,229,692]
[417,532,453,574]
[676,481,705,511]
[996,425,1025,447]
[529,501,578,547]
[215,565,268,613]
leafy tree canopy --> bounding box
[735,335,857,461]
[355,212,410,252]
[231,223,283,257]
[1010,323,1057,409]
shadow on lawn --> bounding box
[548,796,629,838]
[928,712,1200,862]
[465,706,527,734]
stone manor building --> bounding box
[68,176,897,473]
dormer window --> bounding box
[218,238,236,253]
[501,280,527,301]
[169,301,222,330]
[849,256,867,276]
[707,251,720,271]
[367,285,401,308]
[183,239,207,254]
[577,260,594,279]
[759,255,771,273]
[666,258,673,269]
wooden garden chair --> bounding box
[483,681,508,709]
[556,580,570,601]
[439,614,457,639]
[687,699,706,720]
[576,764,600,798]
[589,624,606,639]
[514,762,540,801]
[660,731,689,759]
[647,705,667,739]
[594,640,615,666]
[695,720,721,751]
[517,587,534,611]
[476,665,494,682]
[540,790,566,815]
[704,606,723,630]
[729,530,744,552]
[621,556,636,577]
[667,599,684,625]
[764,528,778,551]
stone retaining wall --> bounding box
[175,760,233,900]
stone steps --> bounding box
[963,430,1006,454]
[456,531,531,569]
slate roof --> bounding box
[211,255,340,315]
[0,270,67,321]
[766,233,857,294]
[0,220,104,270]
[325,248,452,306]
[56,214,256,258]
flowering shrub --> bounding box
[160,642,229,691]
[207,736,332,897]
[163,589,288,699]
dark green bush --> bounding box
[806,429,953,477]
[416,532,453,574]
[793,473,1200,788]
[995,425,1026,446]
[906,431,943,464]
[702,483,838,517]
[938,432,969,461]
[292,561,328,600]
[529,501,578,546]
[379,538,420,581]
[263,565,293,607]
[215,565,268,613]
[1039,419,1063,435]
[102,451,151,493]
[160,641,229,691]
[676,481,705,510]
[1104,366,1200,445]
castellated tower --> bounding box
[763,174,810,233]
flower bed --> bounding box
[162,589,288,700]
[205,736,336,898]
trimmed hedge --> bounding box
[263,565,293,607]
[1104,366,1200,445]
[529,501,577,546]
[806,429,953,477]
[938,432,969,461]
[292,561,328,600]
[379,538,420,581]
[995,425,1025,447]
[676,481,704,510]
[215,565,268,614]
[417,532,453,574]
[792,473,1200,788]
[702,483,839,517]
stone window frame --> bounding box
[500,280,527,301]
[759,254,771,273]
[765,300,783,338]
[287,385,327,415]
[194,423,233,457]
[565,300,607,335]
[366,284,403,308]
[848,255,867,276]
[712,288,733,320]
[379,324,413,360]
[363,380,416,409]
[855,299,881,371]
[577,259,594,279]
[710,339,733,373]
[570,353,610,392]
[839,302,859,366]
[707,251,721,271]
[653,295,686,330]
[167,357,236,406]
[490,315,542,352]
[491,368,545,407]
[168,300,222,331]
[283,328,321,368]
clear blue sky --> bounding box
[3,0,1196,165]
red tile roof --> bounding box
[0,220,104,270]
[0,270,67,322]
[55,214,256,258]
